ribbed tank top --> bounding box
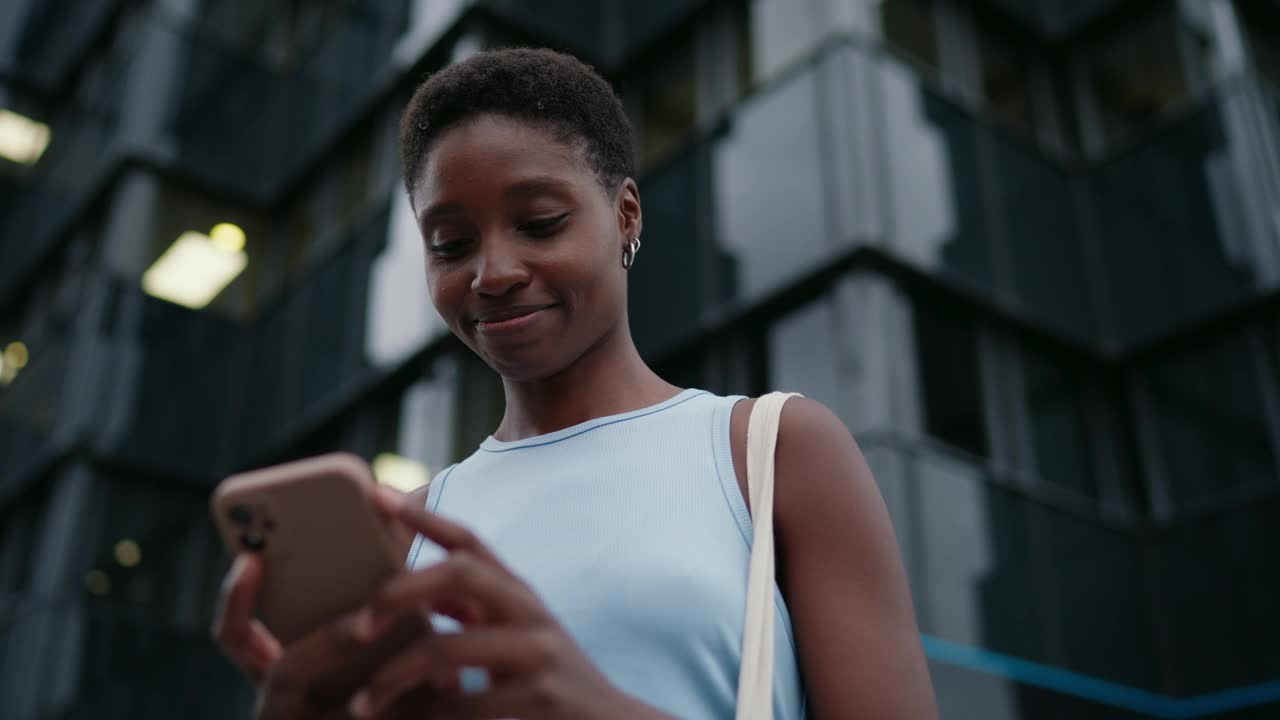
[407,389,805,718]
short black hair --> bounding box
[399,47,635,202]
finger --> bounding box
[357,552,540,640]
[297,611,429,712]
[371,485,406,518]
[212,555,282,680]
[371,684,451,720]
[434,684,550,720]
[384,495,502,565]
[350,627,549,718]
[242,620,284,679]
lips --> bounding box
[473,303,557,334]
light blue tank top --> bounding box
[407,389,805,718]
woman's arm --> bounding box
[730,398,937,719]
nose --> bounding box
[470,238,531,297]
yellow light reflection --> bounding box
[0,109,51,165]
[85,570,111,596]
[4,341,28,369]
[142,228,248,309]
[114,539,142,568]
[209,223,246,252]
[373,453,431,493]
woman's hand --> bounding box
[347,488,672,720]
[212,552,437,719]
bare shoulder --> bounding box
[736,396,937,717]
[728,395,865,517]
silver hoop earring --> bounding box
[621,236,641,269]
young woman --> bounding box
[213,48,937,719]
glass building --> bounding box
[2,0,1279,717]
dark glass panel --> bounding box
[880,0,939,72]
[1145,330,1277,508]
[1023,351,1096,499]
[913,306,988,457]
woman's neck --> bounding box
[493,323,681,441]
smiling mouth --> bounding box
[474,304,557,334]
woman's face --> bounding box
[411,114,641,381]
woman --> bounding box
[213,48,937,719]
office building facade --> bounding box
[1,0,1279,717]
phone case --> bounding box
[211,453,405,644]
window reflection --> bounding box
[82,477,220,623]
[767,295,851,422]
[628,146,709,355]
[878,0,940,73]
[1237,0,1280,87]
[737,0,821,86]
[633,28,697,168]
[877,54,996,289]
[0,490,46,596]
[1090,101,1256,341]
[148,183,269,319]
[1021,351,1095,499]
[712,70,829,300]
[987,129,1094,339]
[393,0,468,66]
[975,18,1037,138]
[912,451,1012,649]
[1146,330,1278,508]
[913,304,988,458]
[1083,6,1196,144]
[1026,504,1157,694]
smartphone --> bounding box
[211,452,407,644]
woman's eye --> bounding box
[519,213,569,238]
[429,238,471,259]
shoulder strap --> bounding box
[736,392,801,720]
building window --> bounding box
[1082,6,1196,144]
[767,295,850,422]
[371,355,459,492]
[632,27,698,168]
[913,305,988,457]
[1145,330,1278,508]
[0,489,47,596]
[879,0,940,73]
[712,68,829,301]
[1022,351,1095,499]
[1236,0,1280,86]
[145,182,269,319]
[975,16,1038,138]
[82,477,218,622]
[736,0,822,87]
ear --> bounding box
[615,177,642,243]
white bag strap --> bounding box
[736,392,801,720]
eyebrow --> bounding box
[418,202,463,228]
[418,176,576,228]
[503,176,575,200]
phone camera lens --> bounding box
[241,531,267,552]
[228,505,253,526]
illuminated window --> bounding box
[142,225,248,310]
[0,109,51,165]
[145,183,268,316]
